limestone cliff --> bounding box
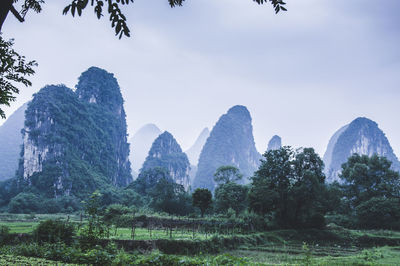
[193,105,261,191]
[323,117,400,182]
[141,131,191,190]
[18,67,132,198]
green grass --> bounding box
[229,246,400,265]
[0,220,220,240]
[0,221,38,234]
[108,227,226,240]
[2,213,400,265]
[0,254,77,265]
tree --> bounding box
[249,147,327,229]
[213,166,248,215]
[339,154,400,229]
[214,165,243,185]
[248,146,293,218]
[149,177,193,216]
[0,1,287,34]
[33,219,75,244]
[192,188,212,217]
[79,190,108,249]
[214,182,248,215]
[130,167,172,195]
[0,36,36,119]
[8,192,40,213]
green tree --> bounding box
[340,154,400,229]
[149,177,193,216]
[249,147,327,228]
[79,190,108,249]
[131,167,172,195]
[33,219,75,244]
[8,192,40,213]
[192,188,212,217]
[213,166,248,215]
[356,197,400,229]
[214,165,243,185]
[214,182,248,215]
[0,36,36,118]
[248,146,293,218]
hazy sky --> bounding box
[1,0,399,157]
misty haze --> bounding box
[0,0,399,265]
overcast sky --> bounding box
[1,0,399,157]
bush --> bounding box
[239,211,267,231]
[328,213,358,229]
[0,226,11,245]
[8,193,40,213]
[33,220,75,244]
[0,242,115,265]
[356,197,400,230]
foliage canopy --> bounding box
[249,146,327,229]
[0,36,36,119]
[339,154,400,229]
[192,188,212,217]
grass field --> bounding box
[109,227,227,240]
[229,246,400,265]
[0,221,38,234]
[2,213,400,265]
[0,219,217,240]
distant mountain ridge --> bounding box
[267,135,282,151]
[185,127,210,166]
[323,117,400,182]
[129,124,162,175]
[0,103,27,181]
[193,105,261,191]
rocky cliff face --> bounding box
[0,103,27,181]
[129,124,162,175]
[323,117,400,182]
[18,67,132,198]
[141,131,191,190]
[267,135,282,151]
[192,105,261,191]
[185,127,210,166]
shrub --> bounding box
[8,193,40,213]
[33,220,75,244]
[0,226,11,245]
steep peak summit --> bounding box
[267,135,282,151]
[193,105,261,191]
[323,117,400,182]
[75,67,123,114]
[140,124,161,133]
[226,105,251,120]
[141,131,190,190]
[148,131,183,158]
[199,127,210,137]
[349,117,378,131]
